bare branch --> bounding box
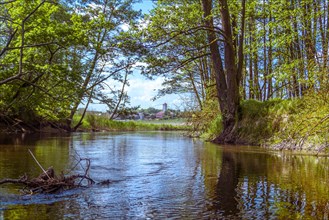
[148,25,226,49]
[28,149,51,180]
[110,69,129,119]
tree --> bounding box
[0,0,80,125]
[140,0,213,111]
[201,0,246,143]
[65,0,141,131]
[0,0,142,131]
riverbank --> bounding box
[73,114,189,132]
[0,114,189,134]
[199,95,329,155]
[1,96,327,155]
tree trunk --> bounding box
[201,0,229,117]
[110,70,129,119]
[201,0,245,144]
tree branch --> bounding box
[0,28,18,58]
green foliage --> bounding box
[0,0,142,130]
[188,96,220,138]
[200,114,222,140]
[0,0,83,121]
[268,91,329,153]
[140,0,209,107]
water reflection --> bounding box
[0,132,328,219]
[214,151,240,217]
[0,133,71,181]
[202,145,329,219]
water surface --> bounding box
[0,132,328,219]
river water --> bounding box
[0,131,328,219]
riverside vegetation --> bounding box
[73,114,189,132]
[196,91,329,154]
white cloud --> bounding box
[126,76,164,105]
[120,23,130,31]
[88,73,183,111]
[126,76,185,110]
[132,61,148,68]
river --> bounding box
[0,131,328,219]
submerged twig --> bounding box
[28,149,50,179]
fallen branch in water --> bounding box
[28,149,50,179]
[0,150,96,194]
[0,166,96,194]
[0,174,28,185]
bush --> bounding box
[187,98,220,138]
[200,114,222,140]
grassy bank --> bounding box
[199,94,329,154]
[73,114,190,132]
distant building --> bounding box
[162,103,167,112]
[138,112,144,120]
[155,103,168,119]
[155,111,165,119]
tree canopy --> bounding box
[140,0,328,143]
[0,0,142,131]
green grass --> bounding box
[266,93,329,153]
[73,114,190,131]
[235,99,295,145]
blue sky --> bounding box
[87,1,185,112]
[133,0,155,13]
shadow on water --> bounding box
[0,132,328,219]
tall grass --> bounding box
[200,114,222,140]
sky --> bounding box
[87,1,185,112]
[133,0,155,13]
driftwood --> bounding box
[0,150,96,194]
[0,167,95,194]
